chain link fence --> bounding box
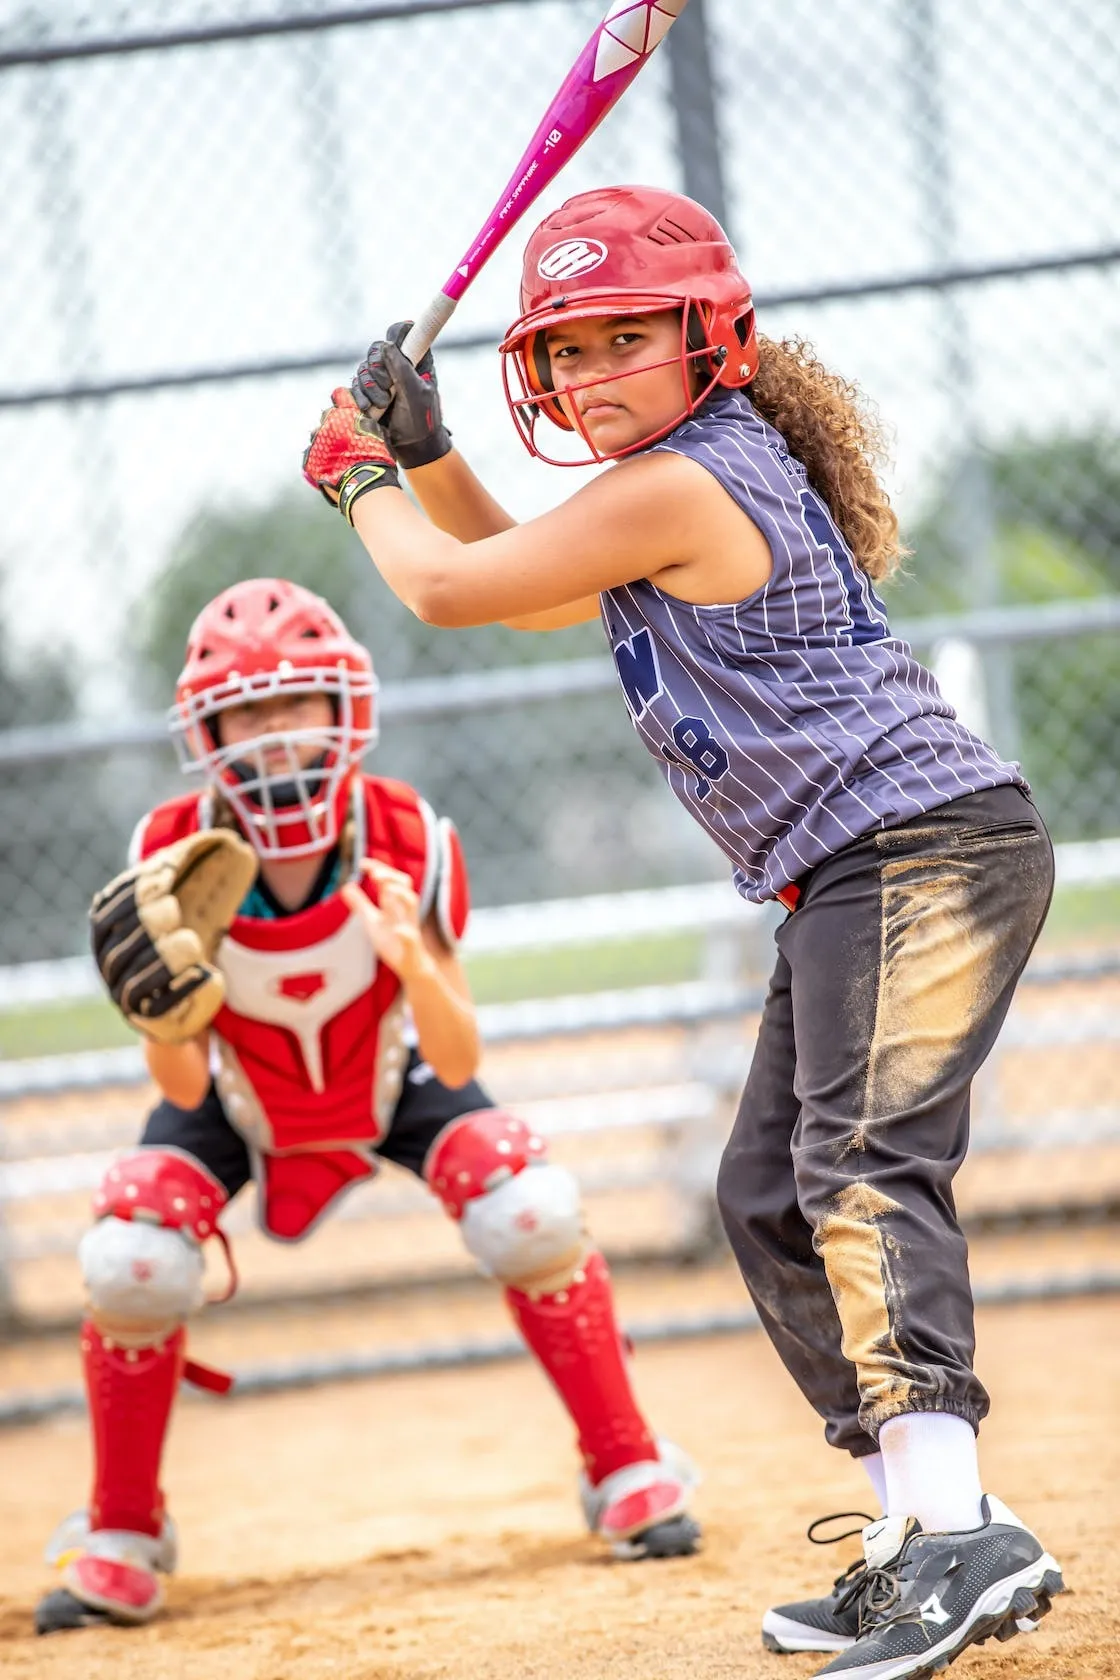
[2,0,1120,1411]
[1,0,1117,961]
[0,2,1118,1369]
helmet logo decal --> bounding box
[537,238,609,281]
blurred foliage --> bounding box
[0,579,76,731]
[0,567,121,960]
[893,431,1120,613]
[893,430,1120,840]
[128,492,602,705]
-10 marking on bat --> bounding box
[400,0,692,363]
[453,131,565,277]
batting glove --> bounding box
[303,388,401,524]
[352,321,452,470]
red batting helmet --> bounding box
[500,185,757,464]
[170,579,377,859]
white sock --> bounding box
[860,1451,887,1514]
[878,1411,985,1534]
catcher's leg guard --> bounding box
[426,1111,701,1558]
[37,1148,229,1634]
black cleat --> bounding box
[625,1512,702,1559]
[35,1587,114,1636]
[762,1512,878,1653]
[812,1495,1064,1680]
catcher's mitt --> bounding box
[90,830,258,1045]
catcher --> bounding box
[35,576,700,1636]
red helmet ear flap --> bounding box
[722,302,759,385]
[686,299,758,388]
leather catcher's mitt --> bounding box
[90,830,258,1045]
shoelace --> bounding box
[806,1511,892,1629]
[857,1565,905,1624]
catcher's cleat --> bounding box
[618,1512,703,1560]
[581,1441,702,1560]
[36,1588,114,1635]
[36,1512,176,1634]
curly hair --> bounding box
[749,336,905,583]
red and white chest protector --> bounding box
[134,775,470,1240]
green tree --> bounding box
[0,609,75,731]
[892,431,1120,615]
[0,575,113,961]
[129,493,602,704]
[891,430,1120,839]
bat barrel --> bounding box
[400,1,691,366]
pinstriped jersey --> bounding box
[600,388,1023,903]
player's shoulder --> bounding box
[350,776,469,941]
[359,772,439,859]
[358,771,428,813]
[128,791,206,862]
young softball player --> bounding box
[35,575,701,1636]
[302,184,1064,1680]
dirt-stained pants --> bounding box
[717,785,1054,1455]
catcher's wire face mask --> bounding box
[169,663,378,861]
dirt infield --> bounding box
[1,1292,1117,1680]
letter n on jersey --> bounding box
[615,627,663,719]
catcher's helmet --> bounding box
[170,579,377,859]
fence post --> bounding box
[664,0,731,235]
[902,0,1021,761]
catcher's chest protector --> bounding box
[137,778,469,1239]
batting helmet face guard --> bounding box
[170,579,378,859]
[501,185,757,465]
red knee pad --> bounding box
[424,1110,548,1219]
[93,1147,226,1240]
[93,1148,237,1301]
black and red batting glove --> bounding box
[302,388,400,524]
[353,321,452,470]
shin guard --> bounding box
[83,1320,185,1537]
[505,1248,658,1484]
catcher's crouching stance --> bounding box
[37,579,699,1636]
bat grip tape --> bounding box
[401,293,458,365]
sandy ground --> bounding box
[1,1292,1118,1680]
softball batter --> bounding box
[302,184,1064,1680]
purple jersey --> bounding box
[600,388,1023,903]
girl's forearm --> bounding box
[403,958,481,1089]
[351,490,463,620]
[404,449,518,542]
[144,1035,210,1109]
